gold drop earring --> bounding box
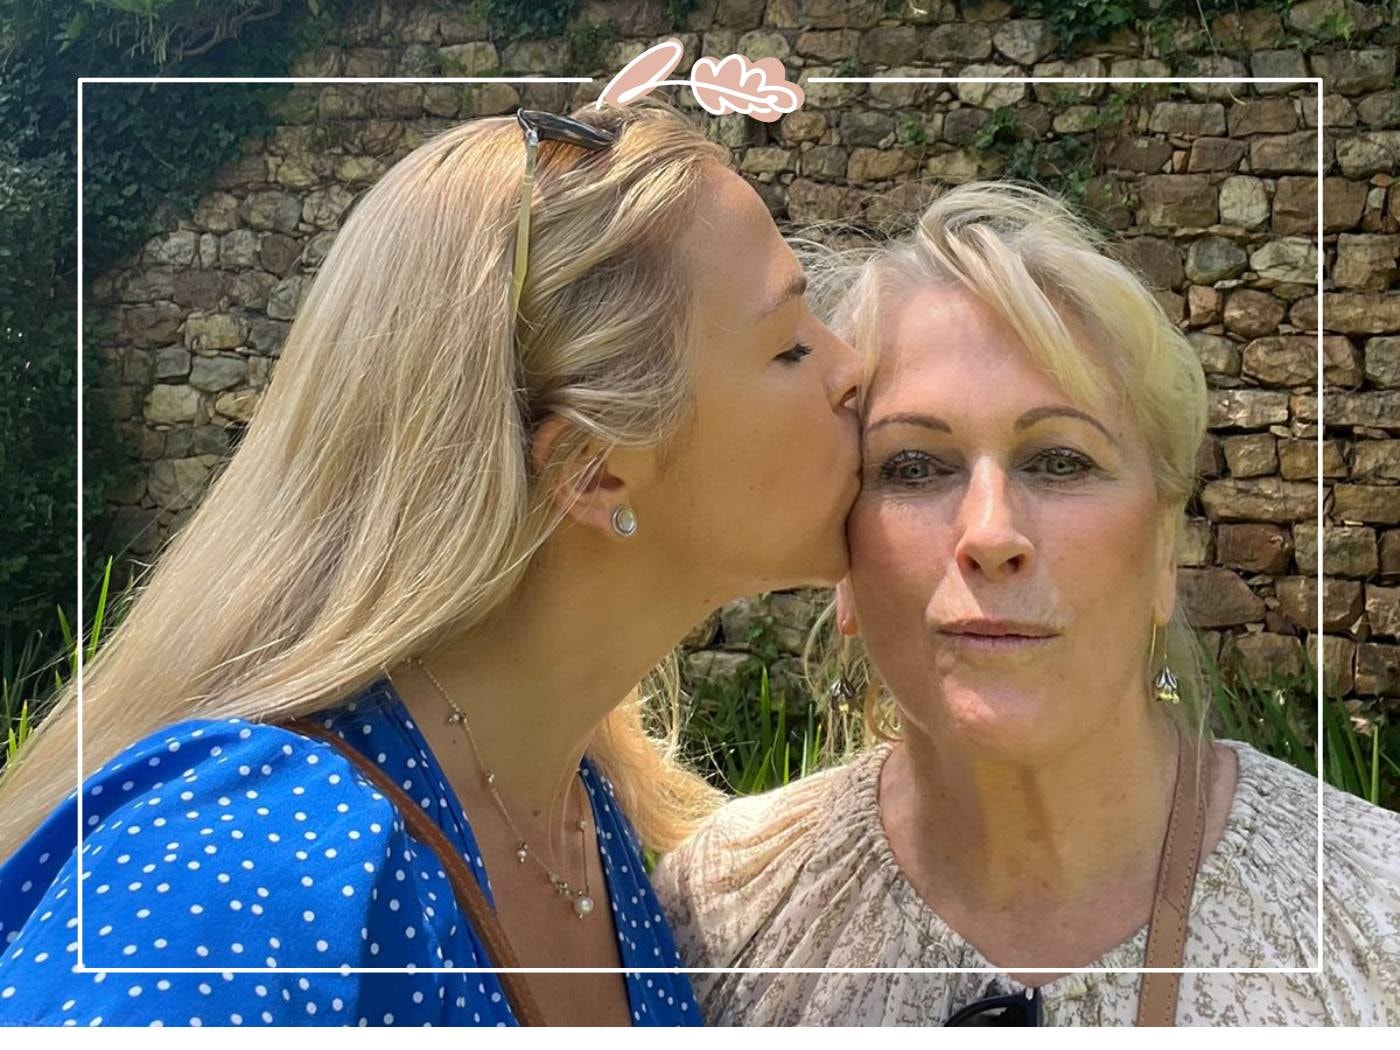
[1149,621,1181,704]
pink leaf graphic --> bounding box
[689,54,805,123]
[596,38,686,109]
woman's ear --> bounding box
[835,576,860,637]
[530,414,629,539]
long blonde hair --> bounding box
[797,181,1211,748]
[0,101,731,865]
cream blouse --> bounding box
[652,740,1400,1025]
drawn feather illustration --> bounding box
[689,54,804,122]
[596,38,686,108]
[596,38,804,122]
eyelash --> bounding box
[777,341,814,364]
[879,448,1098,486]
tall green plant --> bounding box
[2,555,131,771]
[1207,649,1399,811]
[682,663,829,796]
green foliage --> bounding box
[682,663,827,796]
[565,18,616,75]
[1315,8,1355,42]
[1208,652,1399,811]
[1145,13,1202,75]
[0,0,350,731]
[81,84,285,280]
[897,113,930,149]
[46,0,327,67]
[972,106,1098,209]
[971,105,1022,151]
[663,0,701,28]
[1015,0,1295,55]
[832,56,858,79]
[468,0,581,42]
[677,609,849,796]
[1020,0,1142,53]
[1086,88,1131,131]
[0,148,82,631]
[3,556,132,772]
[964,92,1139,226]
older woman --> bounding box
[653,182,1400,1026]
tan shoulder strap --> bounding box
[1135,727,1209,1027]
[285,718,547,1026]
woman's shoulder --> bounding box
[5,707,412,917]
[1206,739,1400,1004]
[659,743,883,873]
[0,708,440,1025]
[1217,738,1400,868]
[74,708,403,842]
[651,744,887,969]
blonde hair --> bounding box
[798,181,1211,749]
[0,100,731,865]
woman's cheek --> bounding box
[849,505,944,623]
[1046,500,1154,594]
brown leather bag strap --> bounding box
[284,718,547,1026]
[1135,726,1209,1027]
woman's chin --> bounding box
[925,684,1061,761]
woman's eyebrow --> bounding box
[754,272,808,322]
[866,405,1115,442]
[866,411,951,435]
[1014,405,1115,442]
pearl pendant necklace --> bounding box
[413,657,595,919]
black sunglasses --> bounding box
[944,987,1043,1026]
[510,109,617,313]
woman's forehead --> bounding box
[682,168,792,315]
[864,284,1118,410]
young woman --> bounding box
[0,101,862,1026]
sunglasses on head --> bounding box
[510,108,618,315]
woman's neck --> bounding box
[385,521,721,867]
[879,702,1190,969]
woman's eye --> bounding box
[777,341,813,363]
[878,451,946,485]
[1029,448,1094,478]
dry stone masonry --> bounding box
[90,0,1399,713]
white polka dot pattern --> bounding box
[0,679,698,1026]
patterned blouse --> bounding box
[652,739,1400,1025]
[0,677,699,1026]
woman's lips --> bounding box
[936,619,1061,658]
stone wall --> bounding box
[91,0,1400,714]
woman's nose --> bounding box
[954,462,1034,582]
[827,331,863,413]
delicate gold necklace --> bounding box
[409,656,595,918]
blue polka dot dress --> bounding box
[0,677,701,1026]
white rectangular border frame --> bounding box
[75,74,1325,978]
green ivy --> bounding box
[467,0,582,42]
[565,18,617,76]
[969,106,1104,222]
[1014,0,1296,55]
[663,0,701,28]
[1315,7,1356,42]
